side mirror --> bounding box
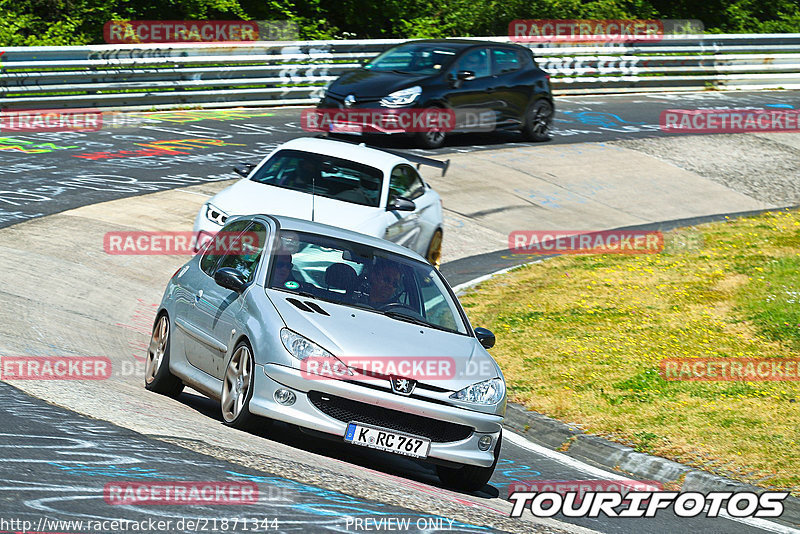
[233,163,256,178]
[387,197,416,212]
[474,327,495,349]
[214,267,247,293]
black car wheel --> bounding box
[521,99,554,142]
[414,129,446,149]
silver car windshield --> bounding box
[250,149,383,208]
[268,231,468,334]
[365,44,457,75]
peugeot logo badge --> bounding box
[390,376,416,396]
[344,94,356,108]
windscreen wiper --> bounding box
[382,310,430,328]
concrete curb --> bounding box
[503,403,800,527]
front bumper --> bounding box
[315,97,421,135]
[249,363,503,467]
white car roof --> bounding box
[277,137,409,169]
[265,214,427,262]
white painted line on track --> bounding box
[451,261,542,295]
[175,189,216,198]
[505,432,800,534]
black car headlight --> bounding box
[204,203,229,226]
[380,86,422,107]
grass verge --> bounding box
[461,209,800,494]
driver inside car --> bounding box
[272,254,304,289]
[367,260,404,308]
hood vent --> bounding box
[304,301,330,316]
[286,298,313,312]
[286,298,329,316]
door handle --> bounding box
[487,87,496,93]
[195,289,203,302]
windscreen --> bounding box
[249,149,383,208]
[268,230,468,334]
[365,44,457,75]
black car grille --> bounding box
[308,392,473,443]
[320,94,383,109]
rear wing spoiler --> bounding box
[374,147,450,177]
[314,135,450,176]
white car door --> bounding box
[383,164,435,254]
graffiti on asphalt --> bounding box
[73,138,247,160]
[0,383,477,532]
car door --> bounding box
[383,164,432,252]
[489,47,529,126]
[176,219,252,376]
[195,220,269,380]
[445,47,498,129]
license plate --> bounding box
[344,422,431,458]
[330,122,362,134]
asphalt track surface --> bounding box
[2,90,800,230]
[1,92,800,533]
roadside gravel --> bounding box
[613,132,800,206]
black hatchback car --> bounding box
[318,39,554,148]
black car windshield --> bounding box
[365,44,457,75]
[267,230,468,334]
[249,149,383,208]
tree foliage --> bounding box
[1,0,799,46]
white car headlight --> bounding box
[380,86,421,107]
[280,329,353,375]
[205,203,229,226]
[450,378,505,405]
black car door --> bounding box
[445,47,498,129]
[489,47,530,126]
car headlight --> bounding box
[450,378,505,405]
[280,329,353,375]
[205,203,228,226]
[380,86,421,107]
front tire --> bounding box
[221,340,257,429]
[436,432,502,492]
[414,128,446,149]
[144,314,184,397]
[521,99,554,142]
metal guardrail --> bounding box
[2,34,800,110]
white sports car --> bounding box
[194,137,446,267]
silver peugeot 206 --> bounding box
[145,214,505,490]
